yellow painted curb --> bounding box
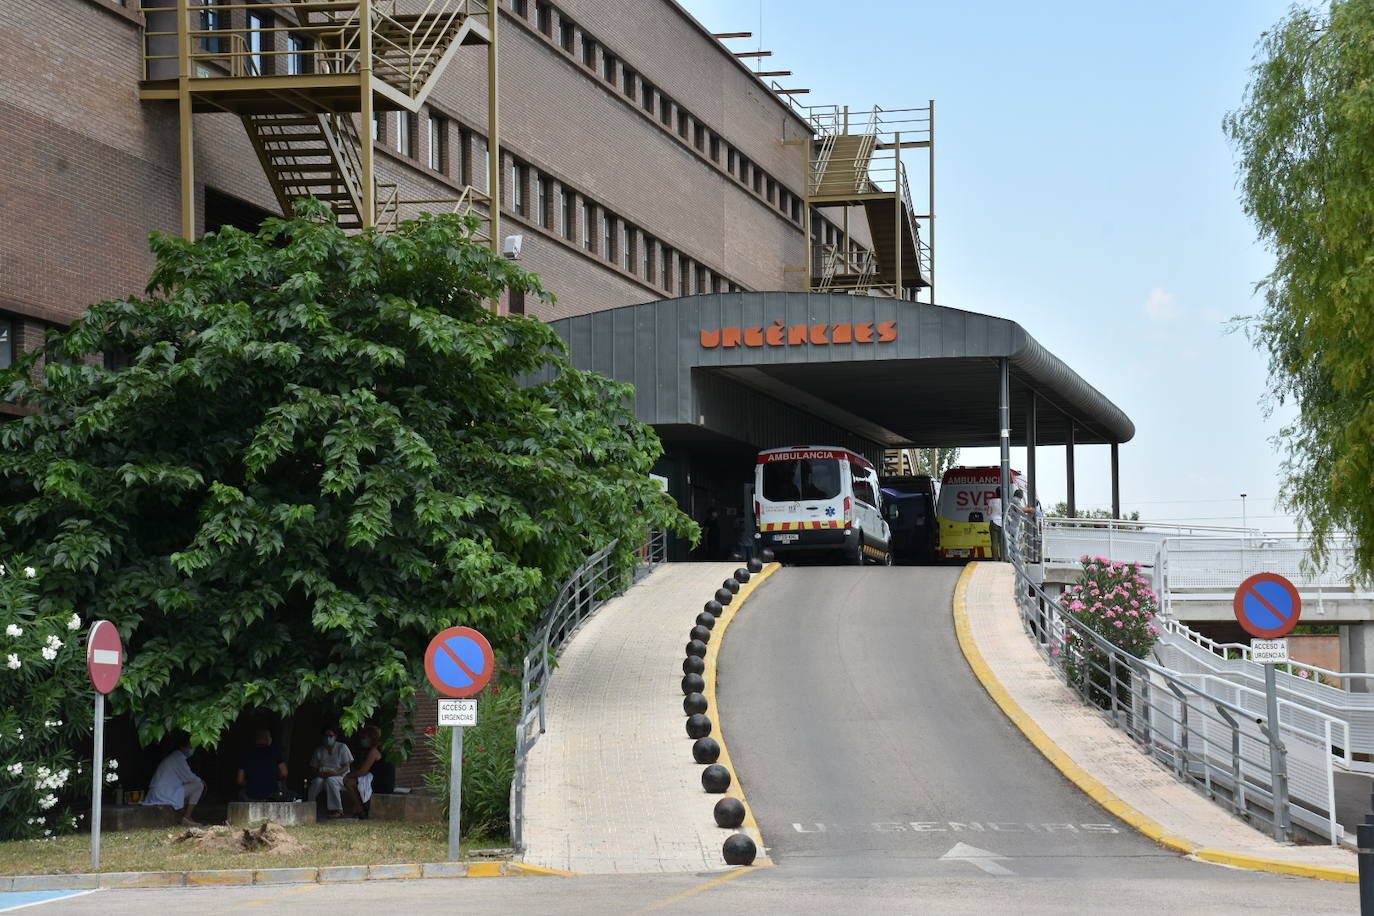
[701,562,780,867]
[503,862,577,877]
[951,563,1358,883]
[1193,849,1358,884]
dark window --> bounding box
[641,81,654,111]
[762,459,842,502]
[603,214,617,261]
[286,34,312,75]
[677,111,689,138]
[582,35,597,67]
[642,237,655,281]
[246,11,270,75]
[0,316,12,370]
[623,69,636,97]
[508,289,526,315]
[103,349,130,371]
[753,169,763,193]
[727,148,736,173]
[767,178,776,203]
[603,52,617,82]
[536,175,550,227]
[511,0,528,15]
[512,162,528,216]
[693,123,705,150]
[199,0,224,54]
[581,200,594,250]
[659,97,672,125]
[661,248,673,291]
[559,18,575,52]
[560,189,574,238]
[535,2,551,34]
[428,115,446,172]
[852,477,877,507]
[678,259,689,297]
[395,112,413,156]
[791,196,802,222]
[624,226,636,272]
[738,157,750,184]
[709,135,720,161]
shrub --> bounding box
[0,563,116,840]
[423,678,519,839]
[1057,555,1161,709]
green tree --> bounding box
[0,202,692,751]
[908,447,960,478]
[1225,0,1374,579]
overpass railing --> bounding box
[1003,507,1332,843]
[1040,518,1260,573]
[510,532,665,850]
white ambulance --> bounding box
[753,446,892,565]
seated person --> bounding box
[343,725,383,819]
[142,735,205,826]
[235,728,286,802]
[306,726,353,818]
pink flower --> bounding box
[1051,648,1061,657]
[1298,670,1310,680]
[1069,600,1085,611]
[1113,621,1124,628]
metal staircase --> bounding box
[140,1,494,238]
[801,104,934,300]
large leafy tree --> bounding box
[0,202,690,747]
[1225,0,1374,577]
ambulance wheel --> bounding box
[882,550,894,567]
[849,538,865,565]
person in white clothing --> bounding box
[142,737,205,826]
[987,493,1004,561]
[343,725,382,818]
[306,727,353,817]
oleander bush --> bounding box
[1055,555,1161,710]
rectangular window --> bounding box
[642,237,655,282]
[766,178,776,203]
[428,115,445,172]
[677,111,689,138]
[711,274,721,294]
[582,35,596,67]
[508,289,526,315]
[679,259,689,297]
[738,157,749,184]
[661,248,673,291]
[696,265,708,294]
[199,0,224,54]
[693,123,704,150]
[559,18,575,52]
[581,201,594,251]
[0,316,12,370]
[624,227,636,273]
[727,148,736,173]
[709,135,720,162]
[395,112,412,156]
[512,163,528,216]
[536,175,550,227]
[373,111,383,146]
[641,81,654,111]
[286,34,312,75]
[603,214,616,261]
[660,97,672,126]
[603,53,617,82]
[791,196,802,222]
[477,136,489,191]
[753,169,762,193]
[247,11,269,75]
[535,2,551,34]
[623,70,636,97]
[560,189,574,238]
[511,0,528,15]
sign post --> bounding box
[1233,572,1302,843]
[423,626,494,861]
[86,621,123,871]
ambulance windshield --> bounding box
[762,459,842,502]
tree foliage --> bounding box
[907,447,960,478]
[0,202,692,749]
[1225,0,1374,578]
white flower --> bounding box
[43,720,62,729]
[5,624,22,637]
[45,635,62,650]
[40,647,56,661]
[37,794,57,810]
[22,567,35,578]
[107,759,118,770]
[0,564,6,575]
[6,654,19,670]
[6,762,21,776]
[105,771,118,784]
[67,614,80,631]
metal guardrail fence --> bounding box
[1004,506,1317,843]
[509,531,666,850]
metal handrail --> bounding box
[509,531,666,850]
[1002,506,1313,843]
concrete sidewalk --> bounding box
[519,562,755,874]
[957,561,1357,881]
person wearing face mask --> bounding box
[306,727,354,817]
[343,725,383,819]
[142,734,205,826]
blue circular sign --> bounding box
[424,626,494,698]
[1233,573,1302,639]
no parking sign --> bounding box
[423,625,494,860]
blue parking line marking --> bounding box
[0,890,97,912]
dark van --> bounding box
[879,474,940,565]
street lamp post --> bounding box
[1240,492,1248,574]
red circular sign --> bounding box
[1233,572,1303,639]
[86,620,123,695]
[424,626,495,698]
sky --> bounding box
[678,0,1306,531]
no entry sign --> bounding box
[1233,572,1302,639]
[424,626,494,698]
[86,621,123,695]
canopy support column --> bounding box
[1026,393,1038,510]
[1111,442,1121,519]
[1066,422,1077,518]
[998,357,1011,506]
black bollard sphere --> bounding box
[722,833,757,866]
[682,672,706,695]
[713,796,746,828]
[690,625,712,644]
[683,655,705,676]
[702,764,732,793]
[734,567,752,583]
[683,692,708,716]
[759,549,775,563]
[747,558,764,573]
[704,599,724,616]
[696,611,717,630]
[722,578,741,594]
[714,588,734,605]
[686,713,713,739]
[692,737,721,764]
[686,638,708,658]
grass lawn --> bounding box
[0,821,509,876]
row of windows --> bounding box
[508,161,741,296]
[514,0,805,228]
[194,1,316,75]
[372,110,489,193]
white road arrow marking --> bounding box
[939,842,1015,876]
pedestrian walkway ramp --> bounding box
[518,563,746,874]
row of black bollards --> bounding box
[680,555,767,867]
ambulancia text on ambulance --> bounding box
[754,446,892,565]
[936,466,1029,561]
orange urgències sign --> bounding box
[700,319,897,349]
